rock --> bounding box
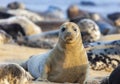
[114,18,120,33]
[114,18,120,27]
[7,9,44,22]
[0,30,13,44]
[89,12,117,35]
[67,5,90,20]
[108,12,120,22]
[80,1,96,6]
[95,21,117,35]
[89,12,104,21]
[7,1,25,9]
[42,6,65,20]
[0,11,13,19]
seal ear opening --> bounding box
[73,27,77,32]
[66,32,72,36]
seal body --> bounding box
[77,19,101,43]
[0,63,32,84]
[86,40,120,71]
[0,16,42,36]
[23,22,89,83]
[109,65,120,84]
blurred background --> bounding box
[1,0,120,46]
[1,0,120,18]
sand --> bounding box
[99,34,120,41]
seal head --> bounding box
[59,22,80,44]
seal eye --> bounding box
[61,27,66,32]
[73,28,77,31]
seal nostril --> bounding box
[66,32,71,36]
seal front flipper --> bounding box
[36,77,49,82]
[36,65,50,82]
